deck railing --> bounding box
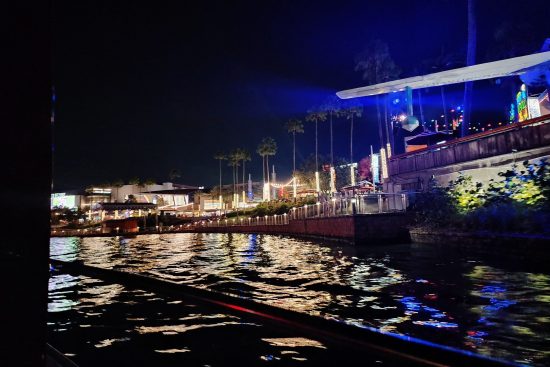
[50,193,409,235]
[195,193,408,228]
[388,114,550,177]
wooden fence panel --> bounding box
[388,117,550,178]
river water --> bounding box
[49,233,550,366]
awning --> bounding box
[336,51,550,99]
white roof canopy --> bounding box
[336,51,550,99]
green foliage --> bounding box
[225,198,316,219]
[286,118,304,134]
[413,159,550,234]
[447,175,485,212]
[257,137,277,157]
[295,154,352,193]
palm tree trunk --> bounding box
[441,86,448,132]
[262,155,265,183]
[266,155,270,185]
[462,0,476,137]
[384,95,391,156]
[236,163,239,206]
[242,160,246,203]
[350,115,354,163]
[315,120,318,170]
[330,112,333,166]
[417,90,425,129]
[220,159,223,197]
[292,131,296,174]
[376,96,383,150]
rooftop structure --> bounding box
[336,51,550,99]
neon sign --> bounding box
[516,84,528,122]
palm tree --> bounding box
[286,118,304,175]
[286,119,304,198]
[240,149,251,203]
[213,152,226,205]
[228,150,241,207]
[305,108,327,193]
[168,169,181,182]
[257,137,277,200]
[343,102,363,164]
[257,142,268,185]
[305,108,327,173]
[462,0,477,137]
[112,179,124,203]
[129,177,140,186]
[323,96,342,167]
[264,138,277,186]
[355,39,400,150]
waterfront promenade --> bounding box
[51,194,411,244]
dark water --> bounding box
[49,233,550,366]
[48,274,382,366]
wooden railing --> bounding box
[389,114,550,176]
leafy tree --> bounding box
[355,39,400,149]
[128,177,140,186]
[413,159,550,233]
[296,154,352,193]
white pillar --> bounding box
[330,166,336,194]
[315,171,320,192]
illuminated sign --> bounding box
[528,97,541,119]
[516,84,528,122]
[380,148,388,179]
[51,193,77,209]
[509,103,516,123]
[371,153,380,184]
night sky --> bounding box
[52,0,549,191]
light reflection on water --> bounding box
[50,233,550,366]
[47,274,379,366]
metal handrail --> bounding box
[190,193,408,229]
